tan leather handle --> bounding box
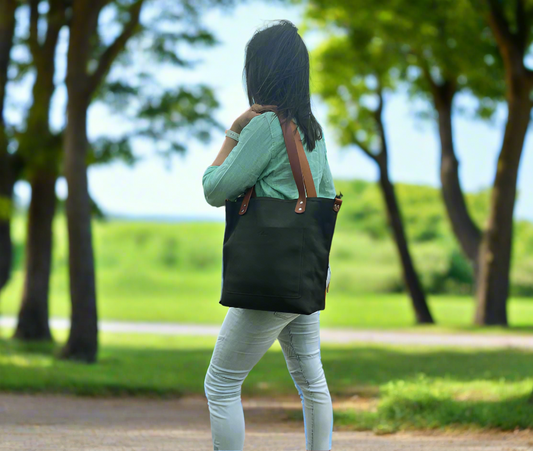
[291,121,317,198]
[239,104,316,215]
[281,117,308,213]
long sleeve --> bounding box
[202,113,273,207]
[319,148,336,199]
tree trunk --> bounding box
[0,0,16,104]
[58,0,143,362]
[60,95,98,362]
[0,0,17,294]
[434,83,482,269]
[0,216,12,292]
[13,174,56,341]
[377,157,434,324]
[13,0,65,341]
[474,92,531,325]
[0,158,14,292]
[57,0,103,363]
[364,89,433,324]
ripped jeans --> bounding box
[203,305,333,451]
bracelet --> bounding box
[225,129,240,142]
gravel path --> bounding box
[1,316,532,349]
[1,394,532,450]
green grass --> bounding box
[2,266,533,333]
[334,376,533,433]
[1,329,532,432]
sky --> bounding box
[10,1,533,222]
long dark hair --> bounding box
[243,20,323,151]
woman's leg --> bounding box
[204,307,299,451]
[277,311,333,451]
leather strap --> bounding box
[281,118,307,213]
[291,121,317,198]
[239,104,315,215]
[238,185,255,215]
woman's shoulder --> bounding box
[258,113,306,141]
[243,110,271,129]
[236,112,275,148]
[249,112,327,154]
[252,111,281,135]
[262,111,281,134]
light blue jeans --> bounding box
[204,306,333,451]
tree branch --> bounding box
[526,68,533,90]
[486,0,513,43]
[41,0,67,62]
[418,56,441,100]
[485,0,521,66]
[86,0,145,96]
[374,83,383,120]
[0,0,17,124]
[352,133,377,162]
[28,0,41,60]
[516,0,528,55]
[373,86,388,165]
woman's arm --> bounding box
[210,106,262,166]
[210,135,239,167]
[202,112,273,207]
[319,145,337,199]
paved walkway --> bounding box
[1,316,533,349]
[1,394,532,450]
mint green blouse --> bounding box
[202,111,337,207]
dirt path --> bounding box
[2,316,533,349]
[1,394,532,450]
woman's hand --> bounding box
[230,106,261,134]
[231,104,279,133]
[210,107,259,167]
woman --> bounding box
[202,20,336,451]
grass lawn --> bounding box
[2,268,533,334]
[0,329,532,433]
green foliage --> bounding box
[88,136,137,167]
[0,195,12,221]
[334,180,473,243]
[135,85,223,161]
[310,31,393,154]
[302,1,507,302]
[88,0,233,165]
[7,0,234,176]
[333,179,531,295]
[90,221,223,272]
[92,82,224,165]
[304,0,504,116]
[512,218,533,296]
[512,260,533,297]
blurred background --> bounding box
[0,0,532,434]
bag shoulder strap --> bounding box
[239,104,316,215]
[290,121,317,198]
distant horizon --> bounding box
[13,176,531,224]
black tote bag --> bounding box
[219,105,342,315]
